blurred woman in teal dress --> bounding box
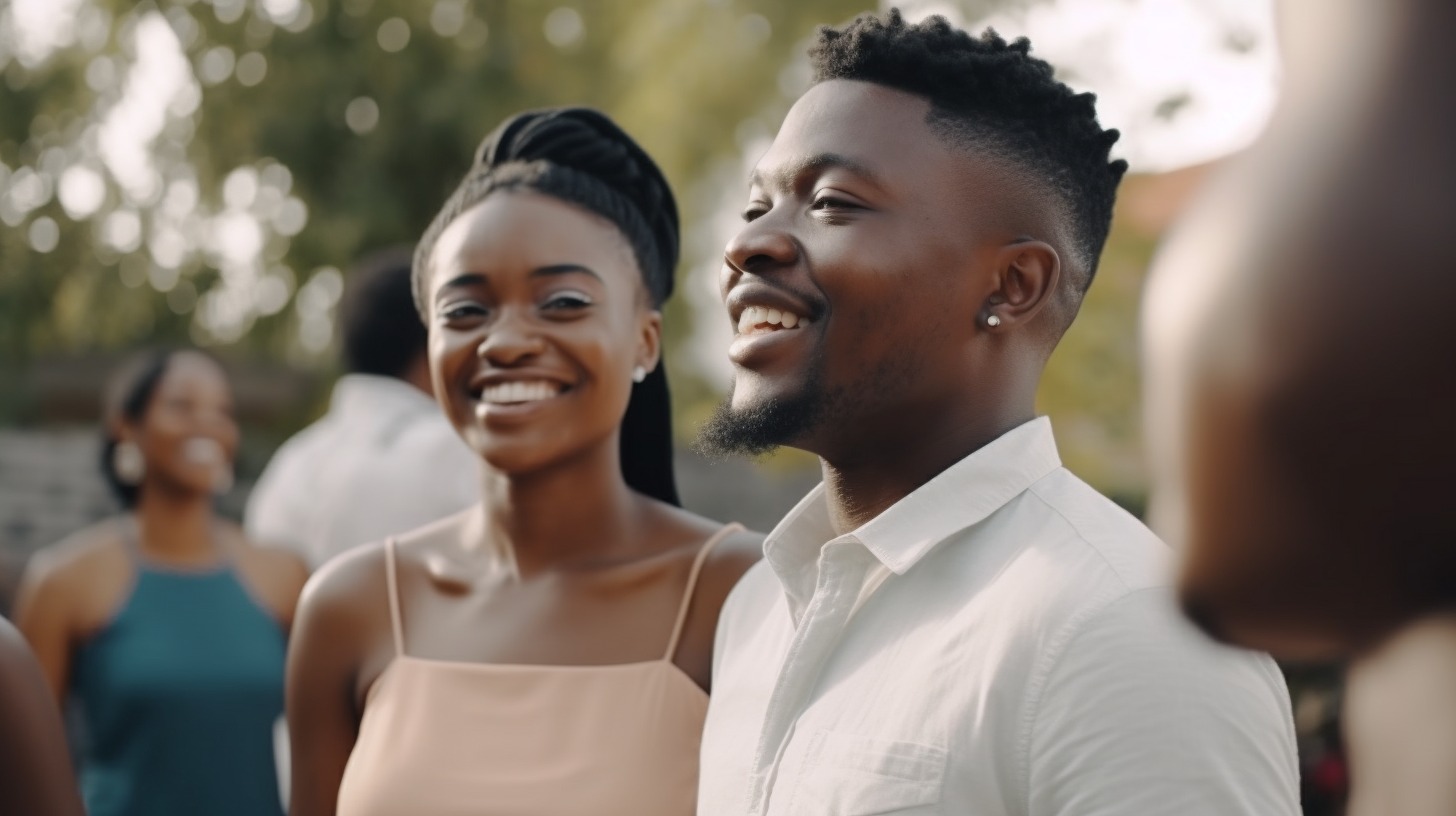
[15,349,309,816]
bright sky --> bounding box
[898,0,1281,172]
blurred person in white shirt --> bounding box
[245,248,479,569]
[694,11,1299,816]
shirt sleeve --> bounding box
[1026,588,1301,816]
[243,451,310,558]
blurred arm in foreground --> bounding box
[0,616,83,816]
[1143,0,1456,813]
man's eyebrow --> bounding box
[530,263,602,281]
[749,152,883,191]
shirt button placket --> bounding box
[747,541,873,816]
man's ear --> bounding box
[637,309,663,374]
[981,240,1061,330]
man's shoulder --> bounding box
[715,559,784,632]
[1018,467,1173,594]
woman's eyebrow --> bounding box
[438,272,488,290]
[531,264,602,282]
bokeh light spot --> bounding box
[345,97,379,135]
[28,215,60,253]
[377,17,411,52]
[544,8,584,49]
[235,52,267,87]
[59,165,106,220]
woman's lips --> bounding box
[471,379,570,422]
[181,437,226,465]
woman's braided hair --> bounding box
[412,107,678,312]
[412,108,682,506]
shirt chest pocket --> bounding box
[786,730,947,816]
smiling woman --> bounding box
[285,107,762,816]
[13,349,310,816]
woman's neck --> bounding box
[476,436,647,578]
[132,485,216,562]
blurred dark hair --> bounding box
[413,107,681,506]
[340,246,427,379]
[99,350,176,507]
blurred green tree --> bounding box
[0,0,869,375]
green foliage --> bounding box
[0,0,870,369]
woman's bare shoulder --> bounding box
[22,518,129,590]
[651,503,764,587]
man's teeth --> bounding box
[481,381,559,404]
[737,305,807,334]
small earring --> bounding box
[632,365,648,384]
[985,314,1002,328]
[113,441,145,485]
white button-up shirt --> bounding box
[244,374,480,568]
[699,418,1299,816]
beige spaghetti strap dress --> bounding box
[335,524,744,816]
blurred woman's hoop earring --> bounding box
[632,366,648,384]
[114,441,145,485]
[985,314,1002,328]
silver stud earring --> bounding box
[113,441,145,485]
[632,366,648,384]
[986,314,1002,328]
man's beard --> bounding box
[696,357,851,458]
[696,383,825,458]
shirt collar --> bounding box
[763,416,1063,618]
[330,373,438,420]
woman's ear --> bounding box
[109,415,136,444]
[637,309,663,374]
[981,240,1061,330]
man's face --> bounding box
[705,79,1014,458]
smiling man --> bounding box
[696,11,1299,816]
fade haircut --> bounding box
[810,9,1128,289]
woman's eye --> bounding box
[542,291,593,311]
[812,195,855,211]
[440,302,489,322]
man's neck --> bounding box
[817,397,1036,537]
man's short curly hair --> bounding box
[810,9,1128,288]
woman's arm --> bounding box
[13,554,79,704]
[0,617,84,816]
[287,549,386,816]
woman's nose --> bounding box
[477,310,548,366]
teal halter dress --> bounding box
[70,528,288,816]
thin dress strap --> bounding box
[384,538,405,657]
[664,523,744,662]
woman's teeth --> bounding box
[481,381,560,404]
[737,305,808,334]
[181,437,226,465]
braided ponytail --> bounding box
[414,108,681,506]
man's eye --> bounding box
[741,204,769,222]
[542,291,593,311]
[812,195,855,211]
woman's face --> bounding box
[425,190,661,476]
[121,352,239,499]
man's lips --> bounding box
[725,282,821,336]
